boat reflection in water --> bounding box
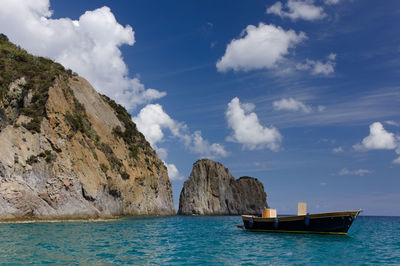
[240,203,362,235]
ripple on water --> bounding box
[0,216,399,264]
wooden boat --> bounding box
[241,210,362,235]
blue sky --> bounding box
[1,0,399,215]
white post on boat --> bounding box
[297,202,307,216]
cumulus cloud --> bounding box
[132,104,177,147]
[353,122,397,151]
[164,162,184,181]
[273,98,312,113]
[296,53,336,75]
[216,23,306,72]
[0,0,165,111]
[339,168,372,176]
[353,122,400,164]
[133,104,228,159]
[332,146,344,153]
[266,0,326,21]
[191,131,229,158]
[226,97,282,150]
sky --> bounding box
[1,0,399,215]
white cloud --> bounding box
[311,60,335,75]
[133,104,228,159]
[191,131,229,158]
[353,122,400,164]
[296,53,336,75]
[216,23,306,72]
[0,0,165,111]
[332,146,343,153]
[253,162,269,169]
[156,148,168,161]
[395,145,400,164]
[327,53,336,60]
[385,120,399,127]
[273,98,312,113]
[266,0,326,21]
[226,97,282,150]
[324,0,340,5]
[339,168,372,176]
[164,162,184,181]
[132,104,177,147]
[317,105,326,112]
[354,122,397,151]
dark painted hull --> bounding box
[242,210,361,235]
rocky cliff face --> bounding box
[0,34,175,221]
[178,159,267,215]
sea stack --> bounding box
[0,35,175,221]
[178,159,268,215]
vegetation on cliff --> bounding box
[0,34,134,180]
[0,34,176,219]
[0,33,72,131]
[101,94,160,165]
[0,33,153,167]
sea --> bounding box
[0,215,399,265]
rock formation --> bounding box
[178,159,267,215]
[0,34,175,221]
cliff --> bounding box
[178,159,267,215]
[0,34,175,221]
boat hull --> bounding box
[242,211,361,235]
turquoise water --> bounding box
[0,216,399,264]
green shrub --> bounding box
[0,34,71,124]
[0,34,8,42]
[23,117,41,133]
[129,145,138,159]
[64,92,98,143]
[120,171,130,180]
[100,163,108,173]
[38,150,53,163]
[112,125,123,138]
[97,142,122,171]
[31,93,39,103]
[20,108,36,116]
[26,155,38,165]
[103,94,150,160]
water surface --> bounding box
[0,216,399,264]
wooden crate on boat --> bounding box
[297,202,307,216]
[262,208,277,218]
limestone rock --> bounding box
[178,159,267,215]
[0,35,175,221]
